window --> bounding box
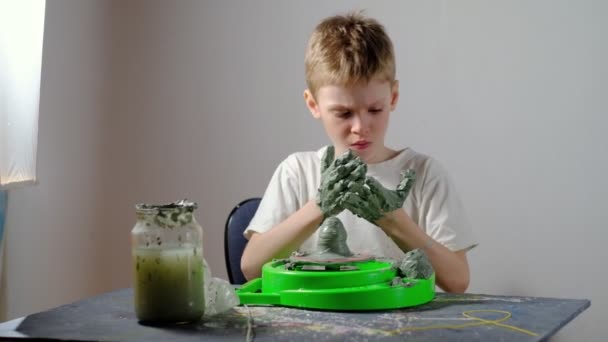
[0,0,46,188]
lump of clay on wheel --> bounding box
[311,216,353,259]
[399,248,434,279]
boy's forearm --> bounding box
[377,209,471,293]
[240,200,324,280]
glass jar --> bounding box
[131,200,205,323]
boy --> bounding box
[241,12,477,293]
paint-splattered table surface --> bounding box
[1,288,589,341]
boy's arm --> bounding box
[240,200,324,280]
[377,209,471,293]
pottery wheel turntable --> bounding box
[237,254,435,311]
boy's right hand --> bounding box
[316,146,367,218]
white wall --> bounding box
[2,1,605,341]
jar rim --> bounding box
[135,199,197,214]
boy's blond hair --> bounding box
[305,12,396,96]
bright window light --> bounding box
[0,0,46,188]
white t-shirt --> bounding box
[244,146,477,260]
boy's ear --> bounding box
[304,89,322,119]
[390,80,400,111]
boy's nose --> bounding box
[351,114,370,135]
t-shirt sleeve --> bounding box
[417,159,478,252]
[243,156,301,240]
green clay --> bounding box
[133,246,205,322]
[313,217,353,259]
[399,248,434,280]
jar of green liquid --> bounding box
[131,200,205,323]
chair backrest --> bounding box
[224,197,261,284]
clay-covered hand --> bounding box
[316,146,367,218]
[342,169,416,223]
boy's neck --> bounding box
[368,147,399,165]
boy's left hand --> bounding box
[342,170,416,224]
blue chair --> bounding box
[224,197,261,284]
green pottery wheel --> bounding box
[237,259,435,310]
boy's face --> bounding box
[304,79,399,164]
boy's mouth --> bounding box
[351,141,370,150]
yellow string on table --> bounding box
[242,307,539,338]
[388,309,538,337]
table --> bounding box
[0,288,589,341]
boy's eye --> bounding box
[369,108,383,114]
[337,111,352,118]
